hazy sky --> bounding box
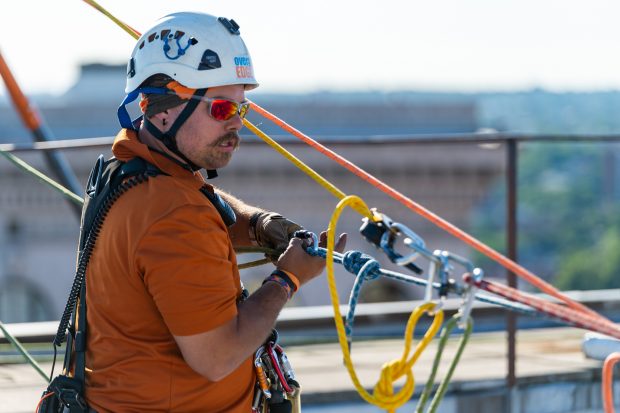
[1,0,620,95]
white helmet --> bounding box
[125,11,259,93]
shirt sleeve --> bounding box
[135,203,239,336]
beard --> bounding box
[197,131,241,169]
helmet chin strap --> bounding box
[119,87,218,178]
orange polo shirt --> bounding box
[84,129,254,412]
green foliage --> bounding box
[556,225,620,290]
[471,142,620,290]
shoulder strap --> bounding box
[79,156,164,251]
[55,156,165,376]
[199,186,237,227]
[57,155,236,397]
[47,156,164,413]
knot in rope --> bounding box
[372,359,416,411]
[344,251,382,342]
[342,250,381,281]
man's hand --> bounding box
[276,231,347,286]
[252,212,303,252]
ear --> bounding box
[150,110,171,131]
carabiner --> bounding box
[266,342,294,394]
[458,267,483,329]
[254,347,271,399]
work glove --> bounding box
[250,212,303,254]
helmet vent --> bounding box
[127,58,135,78]
[198,49,221,71]
[218,17,240,35]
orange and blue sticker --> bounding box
[234,56,253,79]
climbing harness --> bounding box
[36,154,240,412]
[38,155,164,413]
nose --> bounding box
[226,112,244,131]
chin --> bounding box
[202,157,232,170]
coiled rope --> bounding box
[324,195,443,412]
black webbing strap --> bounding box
[168,88,207,138]
[74,283,87,384]
[69,157,165,393]
[142,88,209,173]
[72,156,233,382]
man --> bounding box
[83,12,346,412]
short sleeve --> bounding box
[135,204,239,336]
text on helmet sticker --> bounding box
[234,56,253,79]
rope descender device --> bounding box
[359,210,484,319]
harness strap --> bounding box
[45,154,239,413]
[119,86,217,178]
[74,283,87,383]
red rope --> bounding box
[463,274,620,340]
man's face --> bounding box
[173,84,246,170]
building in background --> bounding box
[0,64,506,323]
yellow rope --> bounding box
[326,195,444,412]
[243,121,445,409]
[82,0,140,39]
[71,6,454,411]
[242,119,371,218]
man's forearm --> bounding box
[234,282,289,353]
[184,282,288,382]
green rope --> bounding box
[236,246,282,269]
[0,150,281,377]
[415,314,473,413]
[0,150,283,262]
[238,257,272,269]
[0,149,84,205]
[0,321,49,382]
[234,246,279,255]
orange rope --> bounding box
[80,0,611,328]
[0,50,41,130]
[603,352,620,413]
[35,391,55,412]
[248,101,608,323]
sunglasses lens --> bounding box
[210,100,238,121]
[238,103,250,119]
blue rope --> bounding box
[341,251,382,348]
[307,246,551,344]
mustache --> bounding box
[211,132,240,149]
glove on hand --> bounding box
[251,212,303,252]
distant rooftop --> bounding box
[0,63,480,143]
